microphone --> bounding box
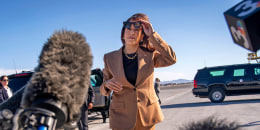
[15,30,93,129]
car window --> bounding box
[254,67,260,76]
[90,76,97,87]
[8,76,32,93]
[209,69,225,77]
[90,74,102,87]
[233,69,245,77]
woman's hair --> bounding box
[0,75,7,88]
[155,78,160,82]
[121,13,155,52]
[0,75,8,81]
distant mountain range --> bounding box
[160,79,193,85]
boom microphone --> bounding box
[15,30,93,129]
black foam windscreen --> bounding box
[20,30,93,126]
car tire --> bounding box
[209,88,225,103]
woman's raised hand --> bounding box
[105,78,123,93]
[140,19,154,37]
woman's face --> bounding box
[123,19,143,46]
[1,76,9,87]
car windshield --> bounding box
[90,74,102,87]
[8,76,32,93]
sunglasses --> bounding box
[123,21,142,29]
[2,79,9,82]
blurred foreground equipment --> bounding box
[0,29,93,130]
[224,0,260,52]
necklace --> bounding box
[125,53,137,60]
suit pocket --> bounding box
[148,96,157,105]
[111,102,125,110]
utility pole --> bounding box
[248,52,260,63]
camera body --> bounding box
[0,107,76,130]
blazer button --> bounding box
[133,88,136,91]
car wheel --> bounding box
[209,88,225,103]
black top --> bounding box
[123,51,138,86]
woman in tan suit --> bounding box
[100,13,176,130]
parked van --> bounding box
[193,63,260,103]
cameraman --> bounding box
[78,84,95,130]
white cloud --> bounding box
[0,69,16,76]
[0,68,32,76]
[154,71,193,81]
[1,69,194,82]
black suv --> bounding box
[192,63,260,103]
[5,69,110,122]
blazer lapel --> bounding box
[135,48,152,87]
[111,47,152,88]
[113,47,135,88]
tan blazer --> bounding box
[100,32,176,130]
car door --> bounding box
[90,69,106,108]
[227,66,252,92]
[249,65,260,90]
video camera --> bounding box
[0,102,76,130]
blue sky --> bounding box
[1,0,255,81]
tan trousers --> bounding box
[113,109,155,130]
